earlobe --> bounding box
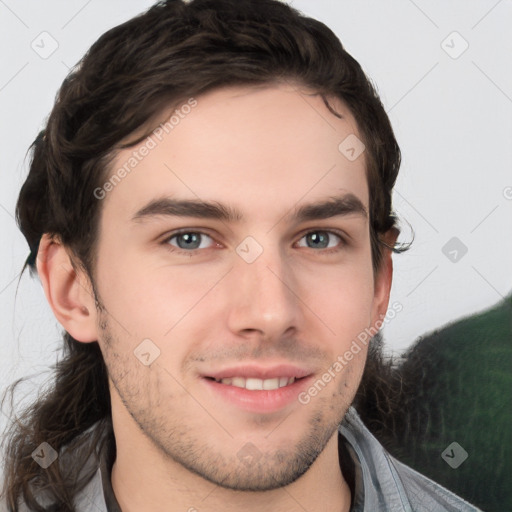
[36,234,98,343]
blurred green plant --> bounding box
[357,294,512,512]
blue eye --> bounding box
[296,231,344,252]
[162,229,346,256]
[165,231,215,252]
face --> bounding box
[91,84,389,490]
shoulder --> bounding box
[387,452,482,512]
[339,407,482,512]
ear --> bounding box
[36,233,98,343]
[370,228,399,329]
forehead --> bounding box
[102,84,368,225]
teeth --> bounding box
[263,378,279,390]
[246,378,263,390]
[216,376,296,390]
[232,377,245,388]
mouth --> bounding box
[200,364,314,413]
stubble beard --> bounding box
[98,310,355,492]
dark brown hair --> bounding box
[2,0,406,509]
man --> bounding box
[1,0,482,510]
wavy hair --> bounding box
[1,0,407,509]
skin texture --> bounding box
[37,84,396,512]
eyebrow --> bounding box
[131,193,367,224]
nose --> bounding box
[225,242,301,341]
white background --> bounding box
[1,0,511,432]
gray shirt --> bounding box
[15,407,483,511]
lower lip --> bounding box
[202,376,313,414]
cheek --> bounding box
[95,249,211,336]
[297,257,375,340]
[95,253,225,375]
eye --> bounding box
[161,229,347,256]
[296,230,345,252]
[164,231,216,254]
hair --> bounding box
[2,0,408,509]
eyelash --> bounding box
[161,229,348,256]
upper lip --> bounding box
[203,364,314,380]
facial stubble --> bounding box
[96,307,358,492]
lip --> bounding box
[200,364,315,414]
